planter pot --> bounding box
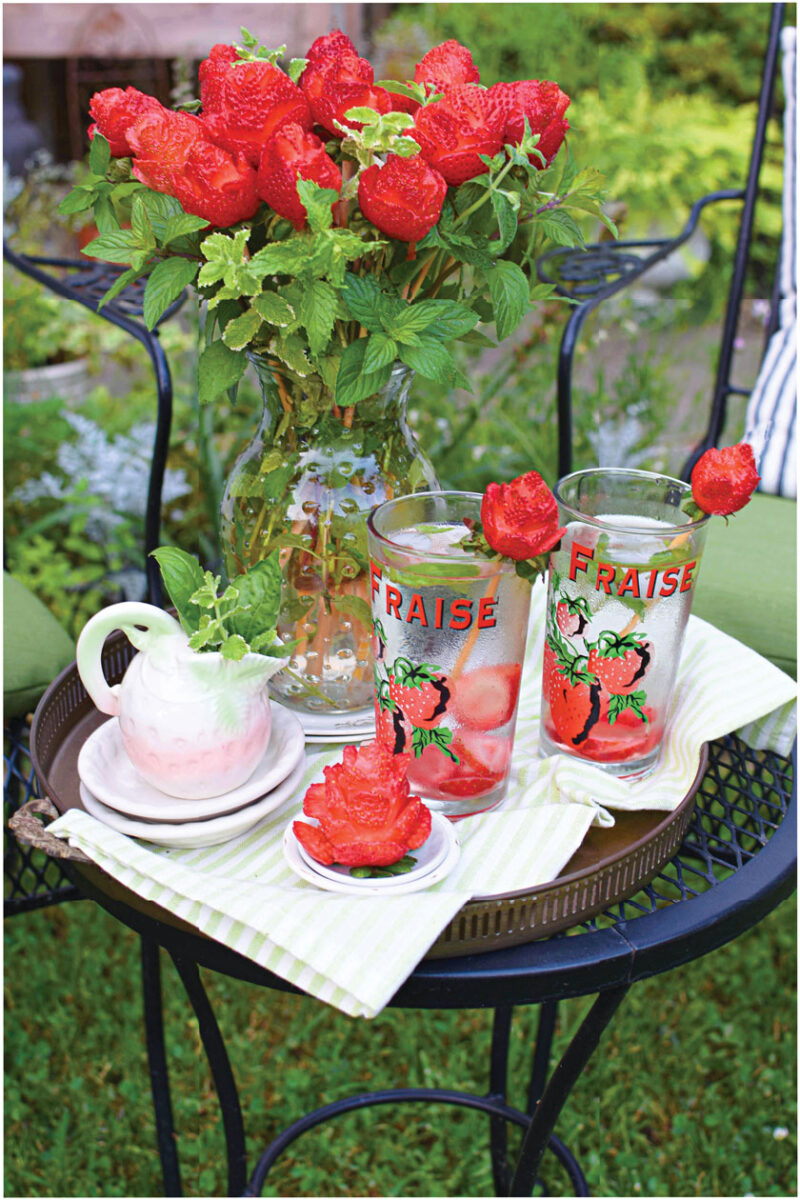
[4,357,90,407]
[219,357,439,713]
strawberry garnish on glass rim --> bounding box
[685,442,760,520]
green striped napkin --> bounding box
[48,587,795,1019]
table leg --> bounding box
[509,984,630,1195]
[488,1004,514,1194]
[168,953,248,1197]
[141,938,182,1197]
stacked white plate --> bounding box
[282,811,460,895]
[77,702,306,848]
[289,703,376,745]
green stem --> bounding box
[282,667,338,707]
[452,157,516,229]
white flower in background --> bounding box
[12,412,190,543]
[772,1126,789,1140]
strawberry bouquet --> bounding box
[60,27,610,712]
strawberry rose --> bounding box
[300,47,392,136]
[304,28,358,66]
[413,83,505,186]
[481,470,565,560]
[690,442,760,515]
[489,79,570,165]
[127,108,259,228]
[358,153,447,243]
[257,124,342,230]
[414,39,481,93]
[199,44,313,168]
[293,739,432,867]
[88,86,163,157]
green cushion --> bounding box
[3,573,75,719]
[691,493,797,678]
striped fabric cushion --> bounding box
[744,25,797,499]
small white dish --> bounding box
[286,704,376,742]
[78,702,304,822]
[282,811,459,895]
[78,757,306,849]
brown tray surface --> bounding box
[31,634,705,960]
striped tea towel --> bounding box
[48,586,796,1018]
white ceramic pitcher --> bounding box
[76,602,288,800]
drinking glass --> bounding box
[539,468,710,779]
[367,492,532,818]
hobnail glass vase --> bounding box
[220,356,438,712]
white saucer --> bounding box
[286,703,376,743]
[77,703,305,823]
[79,757,306,848]
[282,811,459,895]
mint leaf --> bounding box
[81,228,139,264]
[142,258,199,330]
[198,339,247,403]
[335,338,394,405]
[252,291,295,327]
[296,179,339,233]
[97,266,145,310]
[137,190,184,239]
[222,308,263,350]
[398,335,467,387]
[299,278,338,356]
[226,552,283,644]
[89,132,111,176]
[162,213,210,243]
[341,272,387,332]
[486,260,529,340]
[491,189,519,252]
[362,331,398,374]
[59,187,96,216]
[150,547,205,632]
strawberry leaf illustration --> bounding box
[411,726,459,762]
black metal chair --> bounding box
[537,1,791,484]
[536,2,796,684]
[3,243,182,915]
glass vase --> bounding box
[219,356,438,712]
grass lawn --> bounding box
[4,888,795,1198]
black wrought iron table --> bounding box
[13,722,795,1197]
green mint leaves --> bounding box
[150,546,289,661]
[336,274,477,405]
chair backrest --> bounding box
[537,3,792,484]
[742,25,797,498]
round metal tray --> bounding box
[29,632,705,960]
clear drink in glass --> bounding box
[367,492,532,818]
[539,468,710,779]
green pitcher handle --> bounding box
[75,601,184,717]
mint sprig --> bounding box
[151,546,292,662]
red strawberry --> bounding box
[549,676,602,747]
[456,729,512,780]
[690,442,759,516]
[580,704,662,763]
[451,662,521,731]
[407,739,497,799]
[387,658,450,729]
[587,632,652,695]
[358,153,447,243]
[374,699,410,755]
[545,642,602,747]
[555,595,590,638]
